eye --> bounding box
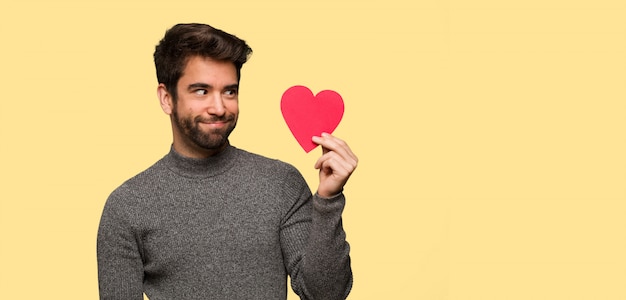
[194,89,208,95]
[224,89,238,97]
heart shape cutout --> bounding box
[281,85,344,152]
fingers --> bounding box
[314,150,356,177]
[311,133,358,197]
[312,133,358,170]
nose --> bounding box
[206,92,226,116]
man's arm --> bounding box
[284,134,357,299]
[281,190,353,300]
[97,195,144,300]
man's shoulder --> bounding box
[232,147,301,176]
[232,147,289,166]
[232,147,311,197]
[107,155,169,200]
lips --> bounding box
[195,116,234,124]
[199,120,227,125]
[195,115,235,132]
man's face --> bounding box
[166,56,240,157]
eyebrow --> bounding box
[187,83,211,91]
[224,84,239,91]
[187,83,239,91]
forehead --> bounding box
[179,56,238,83]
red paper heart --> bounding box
[281,85,344,153]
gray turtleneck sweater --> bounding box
[97,145,352,300]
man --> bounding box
[97,23,357,300]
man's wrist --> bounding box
[315,190,343,200]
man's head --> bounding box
[154,23,252,102]
[154,23,252,158]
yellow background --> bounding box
[1,0,625,299]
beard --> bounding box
[171,107,237,151]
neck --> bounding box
[165,144,237,178]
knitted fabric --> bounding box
[97,145,352,299]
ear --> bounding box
[157,84,174,115]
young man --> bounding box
[97,23,357,300]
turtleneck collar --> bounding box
[163,144,237,178]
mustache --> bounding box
[194,115,235,123]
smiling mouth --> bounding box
[196,115,234,123]
[199,121,228,128]
[198,116,235,129]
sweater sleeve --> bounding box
[281,186,353,300]
[97,193,144,300]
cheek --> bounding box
[177,101,202,115]
[226,101,239,114]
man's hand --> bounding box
[312,133,358,198]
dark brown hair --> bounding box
[154,23,253,101]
